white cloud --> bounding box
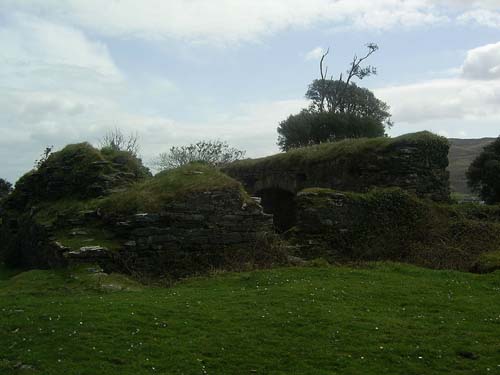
[2,0,449,44]
[0,15,124,182]
[0,14,122,84]
[439,0,500,9]
[377,78,500,123]
[375,41,500,137]
[461,41,500,80]
[458,9,500,27]
[305,47,326,61]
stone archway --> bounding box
[257,188,297,232]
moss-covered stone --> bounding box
[224,131,450,202]
[290,187,500,272]
[4,143,150,211]
[0,161,281,277]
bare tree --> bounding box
[318,48,330,113]
[100,128,140,156]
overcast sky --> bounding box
[2,0,500,182]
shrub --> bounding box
[99,128,139,156]
[467,135,500,203]
[155,140,245,170]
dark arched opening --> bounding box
[258,188,297,232]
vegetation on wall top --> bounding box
[3,142,150,210]
[99,162,251,216]
[226,131,448,173]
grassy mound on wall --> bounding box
[226,131,448,172]
[98,162,253,217]
[4,143,150,210]
[292,187,500,272]
[23,163,248,226]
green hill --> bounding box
[1,263,499,374]
[448,138,495,195]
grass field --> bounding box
[0,263,499,374]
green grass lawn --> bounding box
[0,263,499,375]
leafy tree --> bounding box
[277,43,392,151]
[100,128,140,156]
[278,111,385,151]
[0,178,12,199]
[314,43,380,114]
[467,136,500,203]
[305,80,391,126]
[155,140,246,170]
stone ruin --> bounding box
[3,131,497,276]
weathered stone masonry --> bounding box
[224,134,450,201]
[110,190,274,277]
[224,132,451,231]
[19,189,276,277]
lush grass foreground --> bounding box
[0,264,499,374]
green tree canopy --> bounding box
[305,80,392,126]
[277,111,385,151]
[277,43,392,151]
[467,136,500,203]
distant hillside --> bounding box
[448,137,495,194]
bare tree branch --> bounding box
[318,48,330,113]
[335,43,379,111]
[100,127,140,156]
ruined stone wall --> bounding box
[289,188,500,272]
[224,132,450,202]
[109,190,277,278]
[1,188,279,278]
